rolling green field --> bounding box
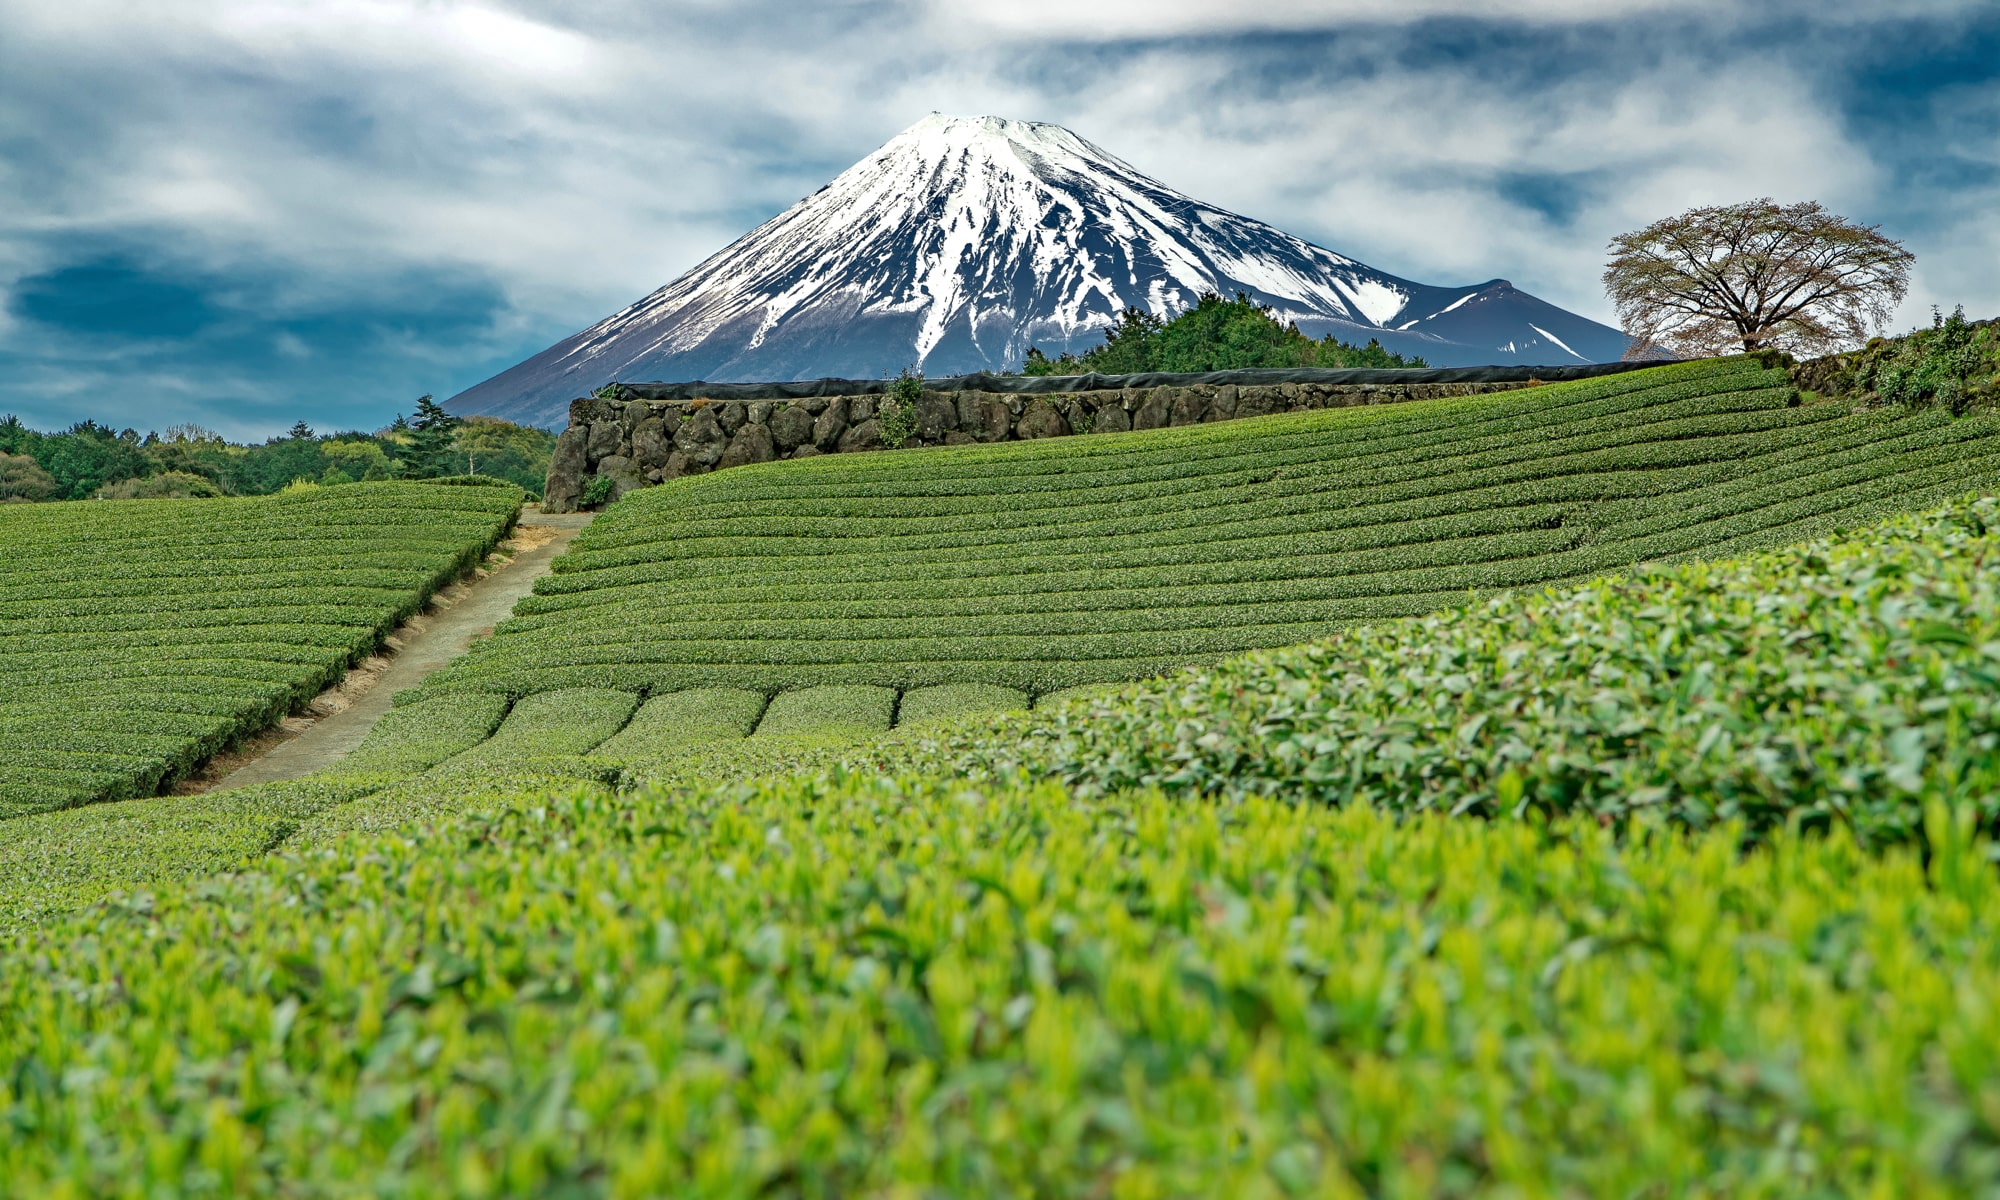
[407,357,2000,713]
[6,363,2000,1195]
[8,492,2000,1194]
[924,494,2000,849]
[0,480,521,817]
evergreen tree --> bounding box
[0,414,32,456]
[405,395,462,478]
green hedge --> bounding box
[920,495,2000,848]
[3,772,1995,1194]
[754,685,898,739]
[0,482,522,816]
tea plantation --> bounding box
[920,495,2000,849]
[5,362,2000,1196]
[407,356,2000,708]
[0,480,521,817]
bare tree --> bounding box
[1604,199,1913,359]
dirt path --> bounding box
[209,511,594,790]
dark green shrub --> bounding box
[1022,291,1429,375]
[1865,307,1996,414]
[880,368,924,448]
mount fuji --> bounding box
[450,114,1630,428]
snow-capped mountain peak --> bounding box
[450,113,1627,427]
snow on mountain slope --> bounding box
[450,114,1629,428]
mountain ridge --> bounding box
[450,114,1629,428]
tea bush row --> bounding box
[0,481,522,817]
[923,495,2000,849]
[0,692,512,932]
[17,490,2000,933]
[0,676,1027,930]
[407,360,2000,707]
[8,495,2000,1193]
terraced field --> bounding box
[930,494,2000,849]
[8,497,2000,1193]
[0,481,521,817]
[7,374,2000,1194]
[408,357,2000,713]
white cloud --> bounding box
[928,0,1689,37]
[923,0,1995,39]
[0,0,1991,427]
[15,1,602,85]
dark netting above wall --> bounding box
[621,360,1663,401]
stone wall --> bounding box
[543,377,1536,512]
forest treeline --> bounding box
[1020,291,1429,375]
[0,396,554,503]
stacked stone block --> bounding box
[544,378,1529,512]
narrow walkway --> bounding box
[213,511,594,789]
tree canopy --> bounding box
[1604,199,1913,359]
[0,404,554,502]
[1020,292,1428,375]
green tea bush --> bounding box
[754,684,896,738]
[1034,683,1121,711]
[445,687,639,765]
[896,682,1029,728]
[591,687,769,761]
[2,772,1995,1195]
[928,495,2000,848]
[0,692,512,930]
[10,492,2000,1188]
[335,693,513,777]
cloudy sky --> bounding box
[3,0,1994,438]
